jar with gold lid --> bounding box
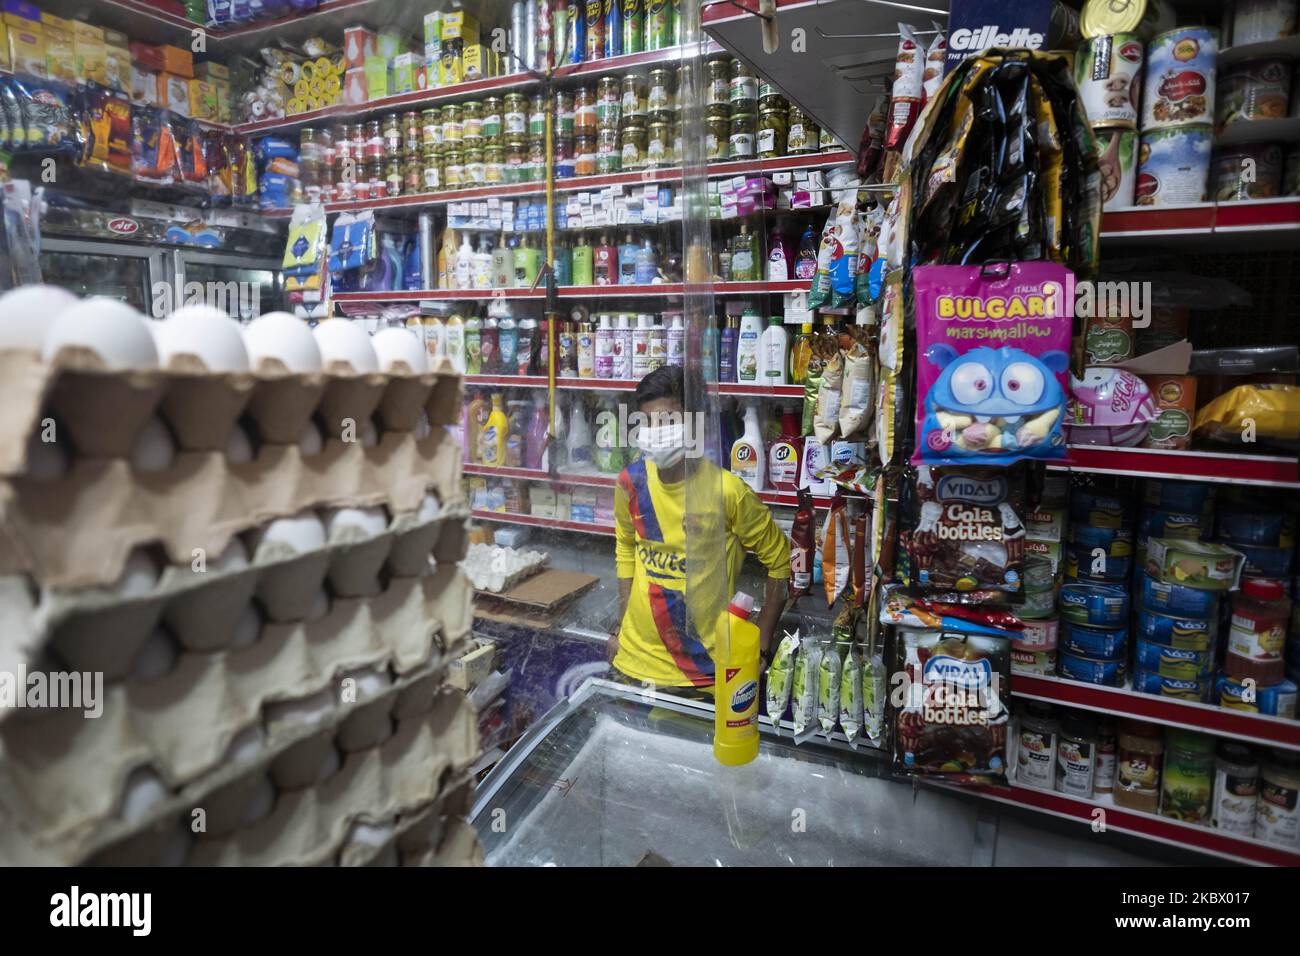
[621,122,647,170]
[729,59,758,113]
[484,144,504,184]
[705,55,729,106]
[461,101,483,144]
[621,75,648,120]
[464,146,485,185]
[555,91,574,136]
[757,108,787,159]
[503,93,527,136]
[575,135,597,176]
[647,68,674,121]
[481,96,503,141]
[646,121,669,168]
[505,137,526,183]
[528,93,547,136]
[786,105,820,154]
[574,85,597,131]
[442,148,464,188]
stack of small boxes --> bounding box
[1012,473,1069,676]
[559,184,680,229]
[1,1,135,102]
[343,12,489,106]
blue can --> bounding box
[1132,669,1212,701]
[1229,542,1294,578]
[1070,489,1135,529]
[1059,582,1129,627]
[603,0,623,57]
[1139,508,1208,541]
[1066,544,1132,583]
[1134,606,1217,649]
[569,2,587,62]
[1138,572,1221,618]
[1217,674,1298,716]
[1060,621,1128,659]
[1134,639,1214,680]
[1143,479,1214,514]
[1215,508,1296,549]
[1070,523,1135,553]
[1059,651,1125,686]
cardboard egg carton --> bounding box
[0,502,471,689]
[340,775,476,867]
[0,349,463,478]
[0,565,473,855]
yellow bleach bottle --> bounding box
[714,591,760,766]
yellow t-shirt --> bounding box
[613,458,791,688]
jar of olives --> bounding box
[729,59,757,112]
[481,97,503,141]
[442,104,463,145]
[647,68,673,121]
[483,145,504,183]
[365,160,383,195]
[505,137,526,182]
[555,136,575,178]
[403,155,422,192]
[554,91,574,136]
[758,82,787,113]
[621,75,647,119]
[503,93,527,135]
[381,115,402,156]
[621,122,647,169]
[596,76,621,128]
[464,146,485,185]
[646,121,669,167]
[706,56,729,106]
[705,107,728,161]
[757,108,787,158]
[596,127,620,173]
[787,106,820,154]
[364,119,384,159]
[527,137,546,180]
[670,121,683,164]
[401,111,421,154]
[443,148,464,188]
[728,112,756,159]
[422,151,442,191]
[528,93,547,136]
[462,101,483,143]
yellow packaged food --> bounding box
[1194,384,1300,443]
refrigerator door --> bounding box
[472,680,987,866]
[38,238,166,314]
[172,250,282,320]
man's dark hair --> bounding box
[634,364,684,410]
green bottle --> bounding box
[622,0,645,53]
[514,236,542,289]
[572,238,594,286]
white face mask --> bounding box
[636,423,686,468]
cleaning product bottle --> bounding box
[593,396,624,473]
[455,232,475,290]
[572,236,594,286]
[492,232,514,288]
[481,314,499,373]
[730,402,765,490]
[713,591,760,767]
[422,312,446,361]
[496,305,518,374]
[464,392,487,463]
[632,312,652,377]
[595,313,614,378]
[593,233,616,286]
[666,312,684,367]
[760,314,789,385]
[566,397,593,468]
[548,393,568,469]
[525,392,550,468]
[577,316,595,377]
[767,408,802,492]
[790,322,813,384]
[464,314,482,373]
[404,236,422,290]
[720,314,739,383]
[618,230,639,285]
[648,314,667,369]
[767,226,792,280]
[613,313,633,379]
[516,313,536,375]
[473,235,493,289]
[736,308,762,384]
[479,393,508,466]
[443,312,465,373]
[635,237,659,284]
[515,236,541,288]
[552,238,572,286]
[731,223,757,282]
[795,223,818,280]
[505,399,528,466]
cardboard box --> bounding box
[188,78,217,120]
[363,54,388,99]
[447,640,495,691]
[462,43,485,80]
[73,21,106,85]
[391,51,418,94]
[129,42,165,71]
[131,64,158,105]
[440,10,479,43]
[104,32,129,92]
[422,11,443,46]
[194,59,229,81]
[5,12,44,77]
[159,72,191,115]
[343,24,376,69]
[376,30,405,60]
[158,43,193,78]
[214,78,231,123]
[40,12,75,82]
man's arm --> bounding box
[612,478,636,663]
[731,483,793,655]
[754,574,788,656]
[610,577,632,661]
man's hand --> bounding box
[755,576,788,658]
[606,627,620,662]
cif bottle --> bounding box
[719,314,738,383]
[572,236,594,285]
[631,312,652,378]
[713,591,760,766]
[618,231,639,285]
[760,315,789,385]
[613,313,633,379]
[736,308,762,384]
[516,314,537,375]
[730,402,766,490]
[492,233,514,288]
[767,408,801,492]
[465,314,482,373]
[666,312,684,367]
[444,312,465,373]
[479,393,508,466]
[595,313,614,378]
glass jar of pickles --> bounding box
[443,148,464,188]
[527,137,545,180]
[677,63,694,102]
[382,115,402,157]
[420,108,440,147]
[422,150,442,191]
[787,106,820,154]
[464,146,485,185]
[403,155,422,193]
[670,121,683,165]
[646,121,669,167]
[555,136,575,178]
[574,85,597,131]
[728,112,756,159]
[596,76,621,128]
[706,56,729,106]
[481,96,503,141]
[575,134,597,176]
[729,59,757,112]
[402,111,421,154]
[705,107,728,161]
[554,91,574,136]
[621,122,647,169]
[596,127,620,173]
[366,160,383,195]
[757,108,787,159]
[621,75,647,119]
[758,82,787,113]
[505,137,526,183]
[528,93,547,136]
[442,104,463,145]
[364,120,384,159]
[503,93,527,136]
[484,145,504,183]
[647,68,673,121]
[462,101,483,143]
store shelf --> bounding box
[334,288,546,303]
[1101,198,1300,245]
[1219,34,1300,67]
[718,382,804,398]
[334,279,810,306]
[1049,445,1300,490]
[463,375,804,397]
[464,463,617,489]
[943,780,1300,867]
[471,508,615,537]
[1011,673,1300,753]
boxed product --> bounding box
[392,51,419,94]
[73,20,106,85]
[462,43,486,81]
[132,64,159,106]
[344,25,376,69]
[189,78,218,121]
[1145,538,1245,591]
[158,43,193,78]
[364,55,388,100]
[158,72,191,115]
[1217,674,1297,716]
[447,640,495,691]
[129,40,165,71]
[1141,374,1197,450]
[5,5,45,77]
[40,12,75,83]
[195,60,229,81]
[440,11,479,42]
[103,30,129,91]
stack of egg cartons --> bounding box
[1131,481,1221,702]
[1213,489,1297,716]
[0,288,479,866]
[1013,473,1070,676]
[1056,484,1136,688]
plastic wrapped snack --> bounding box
[839,349,876,439]
[864,648,888,741]
[815,351,844,444]
[790,490,816,599]
[790,641,821,739]
[765,632,800,734]
[822,494,852,606]
[1195,384,1299,445]
[886,23,926,150]
[817,640,842,734]
[841,642,864,744]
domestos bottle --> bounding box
[714,591,760,766]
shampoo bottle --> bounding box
[473,235,493,289]
[492,233,514,288]
[618,231,639,285]
[736,308,762,384]
[634,237,658,284]
[444,312,466,373]
[631,312,652,378]
[464,315,482,373]
[613,313,633,379]
[595,313,614,378]
[454,233,474,290]
[496,306,518,374]
[593,233,616,286]
[647,314,666,369]
[760,315,789,385]
[719,314,739,383]
[666,312,684,367]
[516,314,537,375]
[577,317,595,377]
[572,237,594,286]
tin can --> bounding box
[1231,0,1297,46]
[603,0,623,57]
[622,0,645,53]
[1211,142,1285,200]
[1218,59,1292,127]
[584,0,605,60]
[567,0,586,63]
[1096,126,1138,209]
[646,0,671,50]
[1142,27,1218,130]
[1076,34,1143,128]
[1081,0,1174,41]
[1136,125,1211,205]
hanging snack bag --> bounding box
[898,464,1028,605]
[885,24,926,150]
[863,646,888,741]
[912,262,1072,466]
[808,193,859,309]
[815,350,844,444]
[822,493,852,606]
[790,640,821,738]
[839,348,876,439]
[841,642,864,744]
[817,639,842,734]
[11,76,79,154]
[923,30,947,103]
[852,507,869,606]
[894,627,1011,780]
[765,632,800,733]
[790,489,816,599]
[80,84,133,176]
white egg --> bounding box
[313,318,379,373]
[322,505,389,541]
[132,628,178,681]
[252,510,326,557]
[413,409,432,440]
[242,311,322,372]
[110,548,160,598]
[120,766,170,824]
[211,538,249,573]
[131,416,176,472]
[314,745,341,782]
[417,492,441,522]
[349,821,395,847]
[229,604,262,648]
[0,284,78,351]
[370,326,428,374]
[265,688,335,731]
[224,725,264,764]
[340,665,393,702]
[360,417,379,447]
[241,775,277,826]
[304,587,331,621]
[24,427,68,480]
[42,297,158,369]
[155,304,250,372]
[225,421,255,463]
[298,419,323,456]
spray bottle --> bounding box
[713,591,760,766]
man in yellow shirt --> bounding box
[610,366,791,694]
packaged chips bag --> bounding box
[912,262,1072,466]
[923,30,947,103]
[807,193,859,309]
[765,632,800,734]
[789,489,816,600]
[817,640,842,734]
[885,24,926,150]
[839,349,876,439]
[815,350,844,444]
[821,493,851,606]
[893,627,1011,781]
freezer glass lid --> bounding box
[472,681,985,866]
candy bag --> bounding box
[765,632,800,734]
[821,492,851,606]
[808,193,857,308]
[817,639,842,734]
[789,489,816,599]
[814,350,844,444]
[885,24,925,150]
[802,370,822,436]
[912,262,1071,466]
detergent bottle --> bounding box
[730,402,765,490]
[714,591,760,766]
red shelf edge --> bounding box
[1053,445,1300,489]
[470,508,615,536]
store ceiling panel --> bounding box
[703,0,949,155]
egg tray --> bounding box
[0,429,464,590]
[121,692,476,868]
[0,502,471,690]
[0,656,474,866]
[421,817,484,867]
[0,567,473,857]
[462,544,550,594]
[336,775,474,867]
[0,349,464,478]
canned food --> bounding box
[1218,59,1292,127]
[1096,127,1138,209]
[706,107,728,160]
[621,75,648,118]
[729,112,756,159]
[1231,0,1297,46]
[1080,0,1174,41]
[621,123,646,169]
[1142,27,1218,130]
[1211,143,1285,200]
[482,97,503,140]
[1076,34,1143,128]
[647,68,674,119]
[758,108,788,158]
[729,58,758,111]
[528,93,547,136]
[503,93,527,135]
[646,121,669,166]
[1136,125,1211,205]
[787,106,820,153]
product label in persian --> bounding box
[1212,767,1259,835]
[1017,729,1056,789]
